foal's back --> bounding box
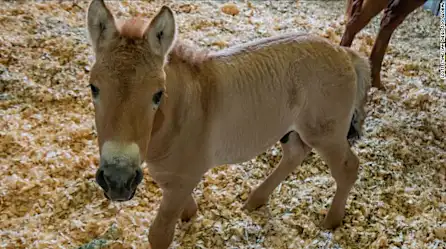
[207,33,358,165]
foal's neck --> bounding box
[147,39,259,162]
[146,42,213,162]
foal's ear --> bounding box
[86,0,118,54]
[144,6,177,58]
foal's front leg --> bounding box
[148,178,200,249]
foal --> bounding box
[341,0,427,89]
[86,0,371,248]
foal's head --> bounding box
[86,0,177,201]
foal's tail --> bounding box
[343,47,372,144]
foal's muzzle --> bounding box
[95,161,143,202]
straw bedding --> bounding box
[1,1,445,248]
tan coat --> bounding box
[86,1,371,248]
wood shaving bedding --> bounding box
[1,1,445,248]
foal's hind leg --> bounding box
[243,131,311,211]
[302,135,359,229]
[181,194,198,221]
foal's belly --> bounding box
[210,106,296,166]
[212,135,285,165]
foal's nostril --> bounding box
[133,168,143,188]
[125,169,143,190]
[95,169,109,192]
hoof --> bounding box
[180,212,196,222]
[242,193,268,212]
[242,201,262,212]
[371,76,386,91]
[181,201,198,222]
[375,83,386,91]
[321,217,342,230]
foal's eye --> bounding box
[89,84,99,98]
[152,90,163,106]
